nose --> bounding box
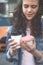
[28,6,32,12]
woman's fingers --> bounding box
[26,40,36,50]
[9,40,17,46]
[9,38,20,52]
[10,43,19,49]
[21,42,31,51]
[8,38,14,42]
[21,39,36,52]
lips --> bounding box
[27,14,32,17]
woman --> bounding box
[6,0,43,65]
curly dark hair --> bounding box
[12,0,43,37]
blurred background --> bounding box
[0,0,19,65]
[0,0,43,65]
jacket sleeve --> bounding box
[35,19,43,63]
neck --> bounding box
[27,20,32,28]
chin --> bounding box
[27,18,33,21]
[27,16,34,21]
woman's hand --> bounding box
[20,35,36,53]
[21,35,42,59]
[8,38,20,57]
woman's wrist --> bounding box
[9,49,14,57]
[31,49,42,60]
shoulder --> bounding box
[41,18,43,25]
[8,26,12,34]
[41,18,43,31]
[6,26,12,39]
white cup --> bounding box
[11,35,22,49]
